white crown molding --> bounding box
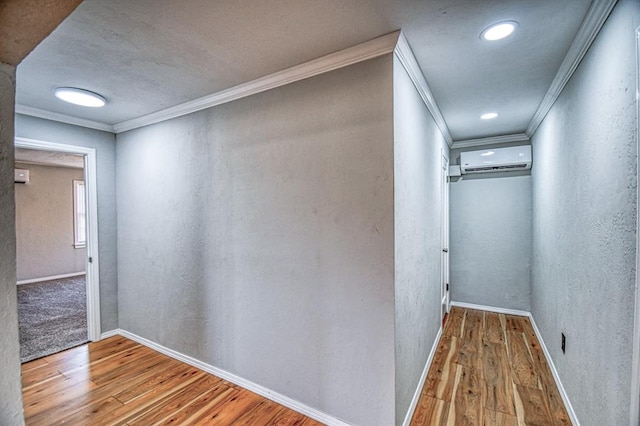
[114,31,401,134]
[402,327,443,426]
[451,133,529,149]
[116,329,351,426]
[394,32,453,147]
[15,104,115,133]
[16,32,399,135]
[526,0,618,137]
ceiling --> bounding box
[16,0,594,141]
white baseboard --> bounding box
[402,327,443,426]
[115,329,351,426]
[17,271,86,285]
[527,316,580,426]
[450,301,530,317]
[100,329,120,339]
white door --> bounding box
[441,151,450,324]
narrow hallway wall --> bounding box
[530,0,640,423]
[449,173,531,311]
[393,54,449,424]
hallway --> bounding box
[411,307,570,425]
[1,1,639,424]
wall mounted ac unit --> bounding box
[14,169,29,184]
[460,145,531,174]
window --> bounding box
[73,180,86,248]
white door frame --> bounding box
[630,25,640,426]
[441,149,450,321]
[15,137,101,342]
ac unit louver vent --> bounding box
[464,163,529,173]
[460,146,531,174]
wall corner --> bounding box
[0,61,25,425]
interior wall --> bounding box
[393,55,449,424]
[116,56,395,425]
[0,63,24,425]
[449,174,531,311]
[530,0,639,424]
[15,162,86,281]
[14,114,118,332]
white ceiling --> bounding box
[16,0,593,141]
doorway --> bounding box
[441,150,450,325]
[15,147,88,362]
[14,138,101,353]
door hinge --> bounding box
[88,257,93,263]
[446,283,449,291]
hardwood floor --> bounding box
[411,307,572,426]
[22,308,571,425]
[21,336,324,425]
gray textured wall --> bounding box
[530,0,639,424]
[15,162,86,281]
[116,56,395,425]
[450,175,531,311]
[15,114,118,332]
[393,55,448,425]
[0,63,24,425]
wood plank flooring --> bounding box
[21,335,323,425]
[23,308,571,425]
[411,307,572,426]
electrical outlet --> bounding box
[561,333,566,353]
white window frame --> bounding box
[73,180,86,249]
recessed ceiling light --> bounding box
[481,21,518,41]
[54,87,106,107]
[481,112,498,120]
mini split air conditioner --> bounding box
[460,145,531,174]
[14,169,29,184]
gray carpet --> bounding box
[17,275,88,363]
